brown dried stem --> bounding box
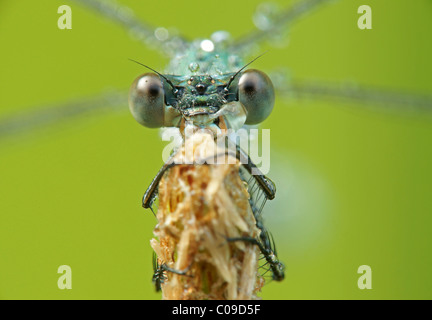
[151,131,263,300]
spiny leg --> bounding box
[142,150,179,210]
[227,234,285,282]
[142,145,276,210]
[152,252,166,292]
[233,157,285,281]
[227,145,284,281]
[236,145,276,200]
[152,252,191,292]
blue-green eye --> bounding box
[238,69,275,125]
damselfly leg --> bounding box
[142,152,177,213]
[234,161,285,282]
[226,231,285,282]
[142,145,276,210]
[152,252,191,292]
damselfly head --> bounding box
[129,65,275,128]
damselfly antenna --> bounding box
[225,52,267,91]
[128,58,178,93]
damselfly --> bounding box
[127,43,284,298]
[1,0,431,300]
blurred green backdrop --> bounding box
[0,0,431,299]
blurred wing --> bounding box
[228,0,334,53]
[278,78,432,112]
[0,90,127,140]
[71,0,190,56]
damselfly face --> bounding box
[129,67,275,130]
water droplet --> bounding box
[253,2,279,31]
[200,39,215,52]
[211,31,231,43]
[154,27,169,41]
[189,62,200,72]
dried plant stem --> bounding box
[151,131,263,300]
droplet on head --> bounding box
[188,62,200,73]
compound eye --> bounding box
[129,73,165,128]
[238,69,275,125]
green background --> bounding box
[0,0,431,299]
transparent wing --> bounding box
[71,0,190,56]
[228,0,334,53]
[277,78,432,112]
[2,0,430,144]
[0,90,126,140]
